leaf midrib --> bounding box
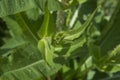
[2,60,46,75]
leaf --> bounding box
[2,14,40,49]
[55,36,86,58]
[98,0,120,55]
[0,0,35,17]
[37,7,55,38]
[38,37,54,65]
[0,11,61,80]
[54,7,99,59]
[0,37,61,80]
[65,36,86,57]
[0,43,44,80]
[63,7,98,41]
[0,0,62,17]
[0,59,60,80]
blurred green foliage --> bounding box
[0,0,120,80]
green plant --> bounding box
[0,0,120,80]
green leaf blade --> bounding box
[0,0,35,17]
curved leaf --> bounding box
[63,7,98,41]
[38,37,55,65]
[37,7,55,38]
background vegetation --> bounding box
[0,0,120,80]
